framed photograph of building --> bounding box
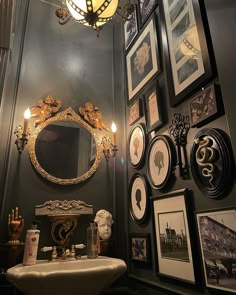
[162,0,212,106]
[129,173,149,224]
[152,189,195,283]
[128,97,143,126]
[128,123,146,168]
[126,16,161,102]
[144,81,163,132]
[129,233,151,264]
[124,5,138,51]
[196,208,236,293]
[138,0,158,27]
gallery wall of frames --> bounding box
[124,0,236,294]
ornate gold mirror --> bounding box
[28,107,102,185]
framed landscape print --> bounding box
[152,189,195,283]
[138,0,158,27]
[124,5,138,51]
[144,81,163,132]
[128,97,143,126]
[147,135,176,189]
[126,16,161,101]
[196,208,236,293]
[128,123,146,168]
[162,0,212,106]
[129,173,149,224]
[129,233,151,264]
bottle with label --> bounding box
[87,223,98,259]
[23,223,40,265]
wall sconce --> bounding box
[14,108,31,153]
[102,122,118,160]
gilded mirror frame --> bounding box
[28,107,102,185]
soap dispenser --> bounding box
[87,223,98,259]
[23,222,40,265]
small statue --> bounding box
[94,209,113,240]
[30,95,62,125]
[79,102,109,131]
[8,207,24,244]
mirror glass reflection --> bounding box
[35,121,94,179]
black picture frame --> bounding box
[128,97,144,126]
[138,0,158,27]
[128,123,147,168]
[151,189,196,284]
[129,233,151,265]
[196,207,236,293]
[161,0,213,106]
[126,15,161,102]
[191,128,234,198]
[144,80,163,133]
[129,172,149,224]
[147,134,176,189]
[124,5,139,51]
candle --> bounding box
[23,107,31,134]
[111,122,117,145]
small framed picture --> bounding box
[129,173,149,224]
[128,97,143,126]
[189,84,219,127]
[144,81,163,133]
[124,5,138,51]
[129,233,151,264]
[128,123,146,168]
[196,208,236,293]
[152,189,195,283]
[138,0,158,27]
[126,15,161,102]
[147,135,176,189]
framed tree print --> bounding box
[162,0,212,106]
[126,15,161,102]
[152,189,195,283]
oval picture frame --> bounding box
[128,123,146,168]
[129,173,149,224]
[147,135,176,189]
[191,128,234,198]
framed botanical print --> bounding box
[128,123,146,168]
[138,0,158,27]
[128,97,143,126]
[129,173,149,224]
[144,81,163,132]
[162,0,212,106]
[152,189,195,283]
[124,5,138,51]
[126,15,161,102]
[129,233,151,264]
[147,135,176,189]
[196,208,236,293]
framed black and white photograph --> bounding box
[128,97,143,126]
[138,0,158,27]
[196,208,236,293]
[144,81,163,133]
[147,135,176,189]
[162,0,212,106]
[129,233,151,264]
[126,16,161,102]
[124,5,138,51]
[152,189,195,283]
[128,123,146,168]
[129,173,149,224]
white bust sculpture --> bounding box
[94,209,113,240]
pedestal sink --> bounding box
[6,256,127,295]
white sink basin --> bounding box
[6,256,127,295]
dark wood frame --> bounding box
[124,4,139,51]
[161,0,213,106]
[129,172,149,224]
[147,134,176,189]
[128,97,144,126]
[129,233,151,265]
[138,0,158,28]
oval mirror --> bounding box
[28,108,102,185]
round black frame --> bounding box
[191,128,234,198]
[147,134,176,189]
[129,172,149,224]
[128,123,147,169]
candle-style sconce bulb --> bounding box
[15,107,31,153]
[102,121,118,161]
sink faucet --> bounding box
[41,244,85,261]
